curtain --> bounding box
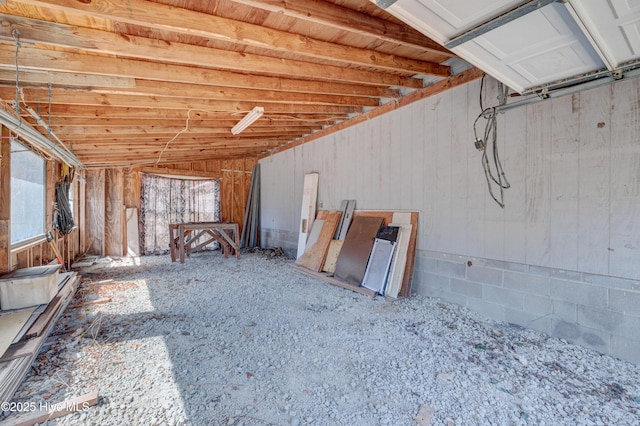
[140,174,220,255]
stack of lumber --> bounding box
[0,271,80,404]
[294,208,418,298]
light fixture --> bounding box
[231,106,264,135]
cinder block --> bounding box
[505,308,552,335]
[530,265,581,281]
[550,300,578,323]
[415,255,437,274]
[474,258,528,273]
[438,290,468,308]
[467,298,505,322]
[483,285,524,310]
[551,320,581,340]
[524,294,553,316]
[577,305,624,333]
[577,326,609,351]
[549,279,608,309]
[412,272,450,297]
[467,265,503,286]
[616,314,640,339]
[504,271,551,295]
[610,335,640,364]
[609,289,640,316]
[581,273,640,292]
[437,260,466,279]
[450,278,482,298]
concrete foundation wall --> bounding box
[259,76,640,363]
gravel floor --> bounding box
[3,250,640,425]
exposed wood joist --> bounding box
[0,16,428,88]
[229,0,453,56]
[5,0,449,76]
[0,0,457,165]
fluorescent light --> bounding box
[231,106,264,135]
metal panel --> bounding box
[362,238,396,294]
[334,216,384,286]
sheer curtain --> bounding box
[140,174,220,255]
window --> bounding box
[11,139,46,244]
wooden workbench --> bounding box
[169,222,240,263]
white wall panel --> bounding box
[549,95,580,271]
[260,76,640,280]
[577,88,611,276]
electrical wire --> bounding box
[475,76,510,208]
[54,179,75,235]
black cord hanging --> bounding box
[474,76,511,208]
[54,177,75,235]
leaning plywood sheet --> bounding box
[126,207,140,257]
[297,173,319,258]
[305,219,325,252]
[322,240,344,273]
[296,211,341,272]
[0,308,36,358]
[334,216,384,286]
[385,224,412,299]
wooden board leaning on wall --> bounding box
[294,210,418,298]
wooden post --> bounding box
[0,125,11,273]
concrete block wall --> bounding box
[259,76,640,364]
[413,250,640,363]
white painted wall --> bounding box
[260,76,640,280]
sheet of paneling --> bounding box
[577,88,611,276]
[334,216,384,287]
[609,79,640,279]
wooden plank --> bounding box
[337,200,356,240]
[2,390,99,426]
[3,3,446,76]
[291,264,376,297]
[385,224,412,299]
[0,339,40,362]
[125,208,140,257]
[399,212,419,298]
[334,216,384,286]
[0,308,36,358]
[296,211,341,272]
[0,18,423,89]
[322,240,343,274]
[304,219,325,252]
[297,173,318,258]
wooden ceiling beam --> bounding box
[229,0,453,56]
[0,79,381,107]
[51,125,320,136]
[0,15,439,86]
[6,0,449,76]
[0,69,136,88]
[0,88,360,114]
[41,118,334,128]
[25,105,349,121]
[0,44,410,95]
